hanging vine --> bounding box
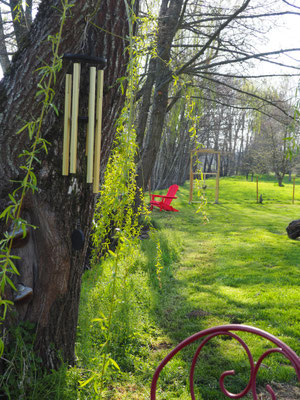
[79,0,150,395]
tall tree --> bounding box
[0,0,35,74]
[135,0,300,190]
[136,0,185,189]
[0,0,135,369]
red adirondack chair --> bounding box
[150,184,179,212]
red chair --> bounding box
[151,324,300,399]
[150,184,179,212]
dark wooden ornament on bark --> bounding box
[286,219,300,240]
[71,229,85,250]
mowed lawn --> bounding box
[75,175,299,400]
[144,176,300,399]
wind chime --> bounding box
[62,54,106,194]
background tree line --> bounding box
[133,0,300,190]
[150,77,300,189]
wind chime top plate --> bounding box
[63,53,107,68]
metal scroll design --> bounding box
[150,325,300,400]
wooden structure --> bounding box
[189,149,221,204]
[151,324,300,399]
[150,184,179,212]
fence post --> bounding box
[189,152,193,203]
[292,176,295,204]
[215,152,221,204]
[256,176,259,203]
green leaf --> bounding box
[50,103,59,116]
[5,276,17,291]
[79,375,95,387]
[0,338,4,358]
[6,257,20,275]
[17,123,30,135]
[108,358,120,371]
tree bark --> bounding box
[136,0,184,189]
[0,0,133,369]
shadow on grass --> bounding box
[145,199,300,399]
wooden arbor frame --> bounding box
[189,148,221,204]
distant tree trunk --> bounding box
[0,0,134,369]
[136,0,184,190]
[151,100,191,190]
[9,0,30,46]
[0,11,11,74]
[276,173,285,187]
[25,0,33,27]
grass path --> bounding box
[75,176,300,399]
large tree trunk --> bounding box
[0,0,134,369]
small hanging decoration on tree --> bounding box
[62,54,106,193]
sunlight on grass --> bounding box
[144,175,300,399]
[74,176,300,399]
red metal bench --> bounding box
[151,324,300,399]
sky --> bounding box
[253,9,300,95]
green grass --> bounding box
[193,174,300,205]
[69,175,300,399]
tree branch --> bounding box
[188,48,300,73]
[180,10,300,27]
[156,0,251,91]
[176,0,252,76]
[195,73,295,120]
[282,0,300,10]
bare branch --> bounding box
[174,0,252,77]
[191,95,288,125]
[186,48,300,74]
[281,0,300,10]
[180,10,300,27]
[195,73,295,120]
[200,70,300,79]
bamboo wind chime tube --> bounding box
[62,74,72,175]
[70,63,81,173]
[87,66,96,183]
[93,69,104,193]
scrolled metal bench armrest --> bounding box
[150,324,300,400]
